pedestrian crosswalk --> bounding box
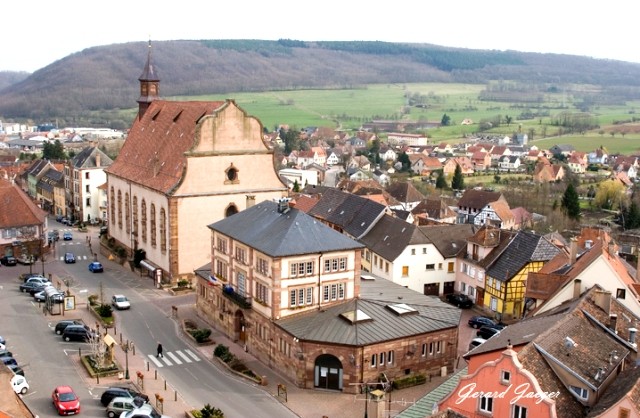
[146,348,201,368]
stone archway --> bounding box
[314,354,343,390]
[225,204,238,217]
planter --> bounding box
[170,287,195,296]
[181,320,214,345]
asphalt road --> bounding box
[1,220,297,418]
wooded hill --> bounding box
[1,39,640,128]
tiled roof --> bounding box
[487,231,560,282]
[586,365,640,417]
[307,188,387,239]
[386,181,425,204]
[105,99,226,194]
[412,198,455,220]
[208,200,364,257]
[359,215,427,261]
[0,178,47,227]
[419,224,475,258]
[277,276,460,346]
[487,200,514,222]
[72,146,113,169]
[456,190,502,210]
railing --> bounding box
[222,285,252,309]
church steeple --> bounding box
[137,40,160,119]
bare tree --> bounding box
[87,332,109,369]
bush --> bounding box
[392,374,427,390]
[189,328,212,343]
[96,304,113,318]
[200,404,224,418]
[88,294,99,306]
[214,344,229,358]
[177,279,190,288]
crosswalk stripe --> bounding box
[147,354,164,367]
[167,352,182,365]
[176,350,192,363]
[184,349,200,361]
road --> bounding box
[1,220,297,418]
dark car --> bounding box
[477,325,502,340]
[1,356,18,367]
[61,324,95,342]
[19,281,48,295]
[0,349,13,358]
[54,320,84,335]
[64,252,76,264]
[445,293,473,308]
[99,226,108,237]
[7,363,24,376]
[63,231,73,241]
[88,261,104,273]
[468,315,497,329]
[0,256,17,266]
[100,387,149,407]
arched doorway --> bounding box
[314,354,343,390]
[225,204,238,217]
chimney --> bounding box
[609,314,618,332]
[95,151,101,168]
[573,279,582,299]
[585,239,593,249]
[629,328,637,346]
[277,198,290,214]
[569,237,578,265]
[594,290,612,315]
[608,240,616,257]
[246,195,256,209]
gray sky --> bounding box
[5,0,639,72]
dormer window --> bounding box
[570,385,588,400]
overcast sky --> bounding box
[5,1,639,73]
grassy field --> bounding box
[161,82,640,154]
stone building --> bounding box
[196,200,460,393]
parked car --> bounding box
[445,293,473,308]
[11,374,29,394]
[34,288,65,303]
[120,403,168,418]
[0,349,14,358]
[477,325,503,340]
[0,256,17,266]
[52,385,80,416]
[54,320,84,335]
[106,396,146,418]
[89,261,104,273]
[24,276,51,286]
[112,295,131,310]
[63,231,73,240]
[100,387,149,407]
[468,337,487,351]
[61,324,95,342]
[64,252,76,264]
[21,273,46,282]
[55,215,64,223]
[20,281,49,295]
[16,255,34,265]
[7,363,24,376]
[99,226,108,237]
[468,315,498,329]
[1,356,18,367]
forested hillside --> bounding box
[1,39,640,128]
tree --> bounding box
[441,113,451,126]
[292,179,300,192]
[397,152,410,171]
[505,115,512,126]
[435,170,447,189]
[451,164,464,191]
[622,201,640,230]
[561,183,581,220]
[594,180,627,210]
[43,139,66,160]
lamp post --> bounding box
[122,340,133,380]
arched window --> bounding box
[224,163,240,185]
[141,199,147,243]
[150,204,156,248]
[160,208,167,253]
[225,204,238,217]
[125,193,130,234]
[132,196,138,237]
[110,187,116,225]
[117,190,123,230]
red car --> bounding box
[52,385,80,415]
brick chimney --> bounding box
[569,237,578,265]
[609,314,618,332]
[95,151,101,168]
[573,279,582,299]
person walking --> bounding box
[156,342,163,358]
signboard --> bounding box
[64,296,76,311]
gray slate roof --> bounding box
[419,224,476,258]
[487,230,560,282]
[72,146,113,169]
[277,276,460,346]
[208,200,364,257]
[358,214,427,261]
[307,188,386,239]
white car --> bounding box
[11,374,29,394]
[120,404,169,418]
[112,295,131,310]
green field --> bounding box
[162,82,640,154]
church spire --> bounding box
[137,39,160,119]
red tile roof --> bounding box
[0,178,47,227]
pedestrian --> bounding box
[157,342,163,358]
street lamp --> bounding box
[122,340,133,380]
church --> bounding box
[105,42,288,285]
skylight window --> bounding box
[386,303,418,316]
[340,309,372,324]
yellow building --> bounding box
[483,231,560,320]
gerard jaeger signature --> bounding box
[456,382,561,405]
